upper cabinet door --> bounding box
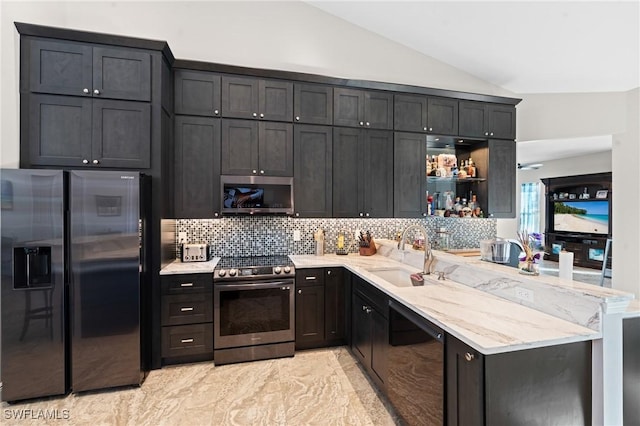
[259,80,293,122]
[393,132,427,218]
[258,122,293,176]
[29,39,93,97]
[486,139,517,218]
[365,91,393,130]
[487,104,516,140]
[294,125,333,217]
[458,101,487,138]
[332,127,363,217]
[394,94,427,133]
[334,88,365,128]
[92,47,151,101]
[221,76,259,119]
[294,84,333,125]
[364,130,394,218]
[427,97,458,135]
[220,119,259,175]
[174,70,221,117]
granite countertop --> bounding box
[290,253,600,355]
[159,258,220,275]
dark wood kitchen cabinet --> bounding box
[221,76,293,122]
[161,273,214,365]
[174,115,221,218]
[351,276,388,391]
[221,119,293,176]
[394,94,458,135]
[294,83,333,125]
[333,88,393,130]
[295,268,348,350]
[28,38,151,101]
[28,94,150,168]
[472,139,517,218]
[333,128,393,218]
[174,70,221,117]
[446,335,592,426]
[459,101,516,140]
[293,124,333,217]
[393,132,427,218]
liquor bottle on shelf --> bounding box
[468,158,476,178]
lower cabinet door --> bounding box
[351,292,371,366]
[295,284,325,348]
[370,308,388,389]
[161,323,213,359]
[446,336,484,426]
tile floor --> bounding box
[1,347,402,426]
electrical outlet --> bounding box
[514,286,534,303]
[293,230,301,241]
[178,232,188,243]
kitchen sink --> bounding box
[366,266,422,287]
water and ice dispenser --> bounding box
[13,246,52,289]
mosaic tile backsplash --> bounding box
[175,217,496,258]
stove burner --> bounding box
[214,255,295,281]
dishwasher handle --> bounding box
[389,300,445,343]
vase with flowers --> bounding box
[517,231,544,275]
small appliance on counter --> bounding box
[480,238,523,267]
[181,243,210,262]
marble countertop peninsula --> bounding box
[290,252,600,355]
[159,258,220,275]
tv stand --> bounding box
[542,172,611,269]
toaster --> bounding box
[181,243,210,262]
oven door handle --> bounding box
[216,281,293,291]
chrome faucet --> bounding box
[398,224,436,275]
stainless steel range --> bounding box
[213,255,295,365]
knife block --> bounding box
[359,238,377,256]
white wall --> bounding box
[0,0,514,168]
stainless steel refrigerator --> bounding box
[1,169,147,401]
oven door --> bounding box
[214,279,295,349]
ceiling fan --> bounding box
[517,163,543,170]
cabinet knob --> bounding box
[214,109,219,115]
[485,132,489,136]
[365,307,372,314]
[327,270,331,275]
[362,305,367,311]
[422,212,427,217]
[260,113,265,118]
[295,212,300,217]
[359,121,364,126]
[295,116,300,121]
[260,170,265,174]
[252,112,257,117]
[252,170,257,174]
[366,122,370,127]
[423,127,427,131]
[214,212,219,217]
[93,89,100,95]
[83,88,90,94]
[365,213,370,217]
[92,159,99,165]
[490,132,494,136]
[298,289,302,294]
[429,127,433,131]
[82,159,89,164]
[464,352,475,362]
[359,212,364,217]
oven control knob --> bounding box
[218,269,227,277]
[229,268,237,276]
[284,266,291,274]
[274,266,282,274]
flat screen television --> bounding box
[553,200,609,235]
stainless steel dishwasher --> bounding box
[387,300,445,426]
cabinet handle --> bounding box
[359,121,364,126]
[214,109,219,115]
[260,113,264,118]
[252,112,257,117]
[464,352,475,362]
[180,307,194,312]
[295,116,300,121]
[305,276,317,280]
[82,159,89,164]
[83,88,90,94]
[92,159,99,165]
[298,289,302,294]
[93,89,100,95]
[181,338,194,343]
[180,282,194,287]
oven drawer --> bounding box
[161,293,213,326]
[161,273,212,295]
[162,323,213,359]
[296,268,325,287]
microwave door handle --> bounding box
[217,281,293,291]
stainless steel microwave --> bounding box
[221,175,294,215]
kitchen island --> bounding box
[291,238,636,426]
